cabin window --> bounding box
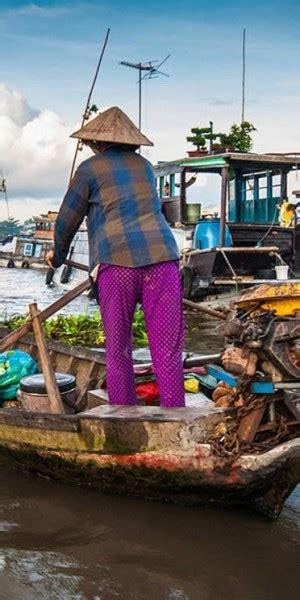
[34,244,42,258]
[245,178,254,201]
[229,179,235,200]
[259,176,267,199]
[23,243,33,257]
[272,174,281,197]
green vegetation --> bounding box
[0,218,21,240]
[187,126,211,151]
[187,121,256,154]
[219,122,256,153]
[0,309,149,349]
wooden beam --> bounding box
[64,259,89,271]
[220,165,229,247]
[213,246,278,253]
[280,170,288,200]
[65,260,228,321]
[182,298,227,320]
[29,303,65,414]
[237,404,266,442]
[180,168,186,223]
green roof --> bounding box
[177,156,228,168]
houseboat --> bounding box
[0,211,58,269]
[155,152,300,298]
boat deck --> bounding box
[0,398,225,456]
[80,399,219,421]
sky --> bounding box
[1,0,300,219]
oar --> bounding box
[63,259,228,321]
[69,28,111,183]
[45,29,111,288]
[182,298,227,321]
[0,277,91,353]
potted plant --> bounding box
[219,122,256,153]
[186,127,210,156]
[210,142,223,153]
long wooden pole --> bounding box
[182,298,227,320]
[0,278,91,353]
[220,165,229,247]
[69,28,111,183]
[64,260,227,321]
[0,256,227,355]
[29,303,65,414]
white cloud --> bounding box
[0,83,38,126]
[1,81,300,222]
[0,83,84,212]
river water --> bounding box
[0,267,299,599]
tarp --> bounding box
[177,156,228,169]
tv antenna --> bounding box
[242,28,246,122]
[0,171,10,219]
[120,55,170,131]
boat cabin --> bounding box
[154,153,300,298]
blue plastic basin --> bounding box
[193,218,233,250]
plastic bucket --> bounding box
[275,265,289,280]
[161,197,181,224]
[184,203,201,225]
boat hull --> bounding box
[0,406,299,519]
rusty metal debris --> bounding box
[208,282,300,470]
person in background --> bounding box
[278,199,296,228]
[46,107,185,408]
[163,181,170,196]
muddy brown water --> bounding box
[0,267,299,599]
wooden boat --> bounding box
[0,327,299,520]
[0,400,299,519]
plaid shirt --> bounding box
[53,148,179,270]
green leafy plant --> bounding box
[84,104,99,121]
[219,121,256,152]
[0,309,148,349]
[186,127,211,150]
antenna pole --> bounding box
[138,63,142,131]
[69,28,110,184]
[242,28,246,123]
[120,55,170,137]
[4,187,10,219]
[0,174,10,219]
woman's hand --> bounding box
[46,250,55,269]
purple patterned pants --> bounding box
[96,261,185,407]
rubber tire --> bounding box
[181,266,193,299]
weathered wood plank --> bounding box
[0,409,78,431]
[29,303,65,415]
[0,328,107,365]
[238,405,266,442]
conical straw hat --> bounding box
[71,106,153,146]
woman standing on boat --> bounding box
[46,107,185,408]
